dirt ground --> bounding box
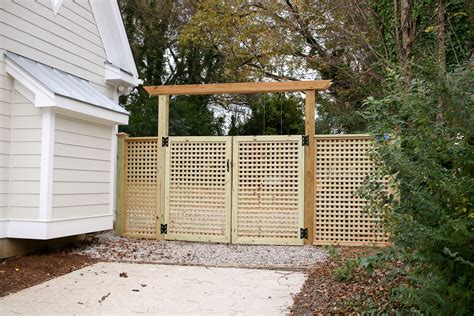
[0,250,97,297]
[290,247,406,314]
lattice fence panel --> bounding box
[232,136,304,245]
[314,135,389,246]
[124,138,157,238]
[165,137,232,242]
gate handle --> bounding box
[226,159,230,172]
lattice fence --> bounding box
[314,135,389,246]
[164,137,232,242]
[232,136,304,245]
[123,138,158,238]
[119,134,388,246]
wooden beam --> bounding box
[115,132,128,236]
[144,80,332,96]
[304,90,316,245]
[156,95,169,240]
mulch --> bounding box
[291,247,406,314]
[0,250,97,297]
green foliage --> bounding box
[361,65,474,314]
[332,258,359,282]
[169,96,224,136]
[324,245,342,262]
[118,0,225,136]
[228,94,304,136]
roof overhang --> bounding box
[90,0,142,87]
[5,53,129,125]
[104,62,143,88]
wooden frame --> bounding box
[231,135,305,245]
[146,80,332,245]
[164,136,233,243]
[144,80,331,96]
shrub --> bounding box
[361,65,474,314]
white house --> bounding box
[0,0,141,257]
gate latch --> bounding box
[162,136,169,147]
[300,227,308,239]
[302,135,309,146]
[160,223,168,234]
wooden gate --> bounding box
[164,137,232,242]
[117,134,388,246]
[231,136,305,245]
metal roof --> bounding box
[5,52,128,115]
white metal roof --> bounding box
[6,52,128,115]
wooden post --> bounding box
[156,95,169,240]
[115,132,128,236]
[304,90,316,245]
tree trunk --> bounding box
[438,0,446,74]
[437,0,446,123]
[400,0,413,87]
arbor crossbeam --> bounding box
[144,80,331,96]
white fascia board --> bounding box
[5,61,55,106]
[6,56,128,125]
[51,96,129,125]
[104,63,143,88]
[6,215,113,240]
[90,0,140,78]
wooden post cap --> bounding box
[116,132,129,137]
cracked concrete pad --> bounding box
[0,262,306,315]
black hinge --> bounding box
[302,135,309,146]
[162,136,169,147]
[160,223,168,234]
[300,227,308,239]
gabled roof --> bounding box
[6,52,128,115]
[90,0,139,80]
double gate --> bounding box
[164,136,304,245]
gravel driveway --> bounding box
[75,231,327,269]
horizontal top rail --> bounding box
[144,80,332,96]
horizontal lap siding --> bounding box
[0,0,115,98]
[8,90,42,220]
[52,115,113,220]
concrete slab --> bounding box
[0,262,306,315]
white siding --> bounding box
[0,50,12,220]
[7,90,42,220]
[52,115,113,220]
[0,0,115,98]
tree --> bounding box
[361,65,474,314]
[181,0,472,132]
[118,0,226,136]
[228,94,305,136]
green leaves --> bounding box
[361,65,474,314]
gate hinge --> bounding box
[300,227,308,239]
[162,136,169,147]
[302,135,309,146]
[160,223,168,234]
